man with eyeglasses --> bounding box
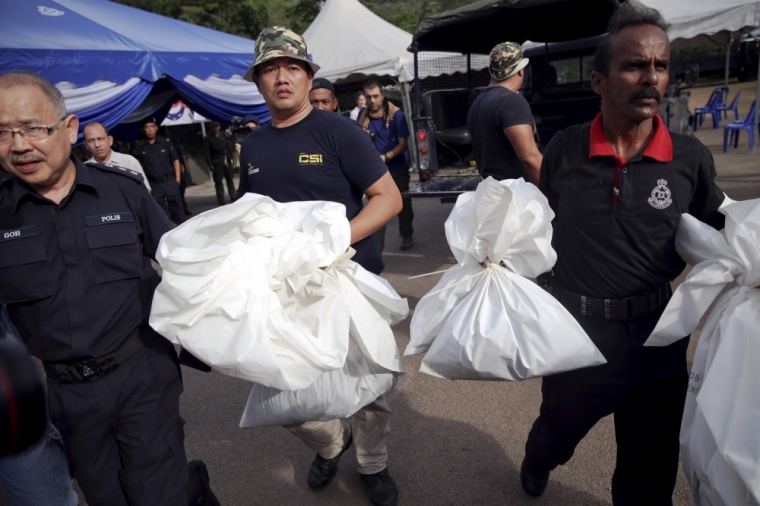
[0,71,218,506]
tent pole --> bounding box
[466,53,471,89]
[200,121,206,137]
[724,38,731,89]
[413,45,421,117]
[755,46,759,153]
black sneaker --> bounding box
[400,235,413,251]
[360,468,398,506]
[307,432,353,491]
[187,460,220,506]
[520,454,550,497]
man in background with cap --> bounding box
[238,26,402,506]
[131,117,186,223]
[310,78,339,112]
[467,41,542,184]
[204,121,235,205]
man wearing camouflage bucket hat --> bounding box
[466,41,542,184]
[238,26,403,506]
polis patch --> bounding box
[0,225,40,242]
[85,212,135,226]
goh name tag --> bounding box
[0,225,40,242]
[85,212,134,226]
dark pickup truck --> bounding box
[405,0,691,198]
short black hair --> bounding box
[363,79,383,93]
[593,4,669,75]
[83,122,109,138]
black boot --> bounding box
[520,454,550,497]
[307,433,353,491]
[187,460,220,506]
[360,468,398,506]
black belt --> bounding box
[44,328,155,383]
[147,173,174,183]
[553,283,672,321]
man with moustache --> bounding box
[309,78,339,113]
[519,6,726,505]
[83,121,151,192]
[238,26,402,506]
[358,80,412,251]
[0,71,218,505]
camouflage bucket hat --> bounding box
[243,26,320,81]
[489,42,529,81]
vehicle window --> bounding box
[581,55,595,81]
[550,57,581,84]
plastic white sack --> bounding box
[240,253,407,427]
[405,177,605,381]
[150,193,405,391]
[645,199,760,506]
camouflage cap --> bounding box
[243,26,320,81]
[489,42,529,81]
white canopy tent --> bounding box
[302,0,487,84]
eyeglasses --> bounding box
[0,116,68,144]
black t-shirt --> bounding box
[539,116,725,299]
[238,108,388,274]
[467,86,535,181]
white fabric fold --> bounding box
[150,194,408,396]
[405,177,605,381]
[57,78,142,114]
[646,199,760,505]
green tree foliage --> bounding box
[115,0,476,38]
[114,0,269,39]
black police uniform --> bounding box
[203,133,235,205]
[0,159,188,506]
[525,114,725,505]
[131,135,186,224]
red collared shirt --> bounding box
[588,113,673,204]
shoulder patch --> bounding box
[86,161,144,184]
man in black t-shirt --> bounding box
[238,27,402,506]
[520,6,726,504]
[467,41,542,183]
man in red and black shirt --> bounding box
[521,5,725,505]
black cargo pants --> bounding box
[210,157,235,205]
[151,178,187,224]
[525,284,689,506]
[47,336,188,506]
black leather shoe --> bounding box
[187,460,220,506]
[360,468,399,506]
[307,433,353,491]
[520,454,550,497]
[400,235,413,251]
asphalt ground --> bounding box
[1,82,757,506]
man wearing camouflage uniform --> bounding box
[467,42,542,184]
[237,27,403,506]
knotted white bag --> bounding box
[240,256,407,427]
[646,199,760,506]
[150,193,406,395]
[405,177,604,380]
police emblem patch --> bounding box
[37,6,65,16]
[247,163,259,175]
[647,179,672,210]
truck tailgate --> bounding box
[404,175,480,198]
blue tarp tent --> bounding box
[0,0,270,137]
